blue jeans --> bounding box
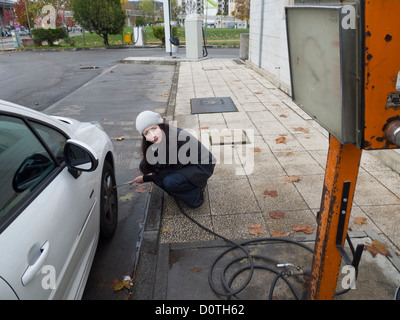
[162,172,203,208]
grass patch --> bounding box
[145,27,248,45]
[23,27,248,49]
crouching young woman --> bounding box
[131,110,215,208]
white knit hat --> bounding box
[136,111,164,135]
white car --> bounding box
[0,99,118,299]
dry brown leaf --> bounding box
[292,224,314,234]
[116,136,124,141]
[269,211,286,219]
[249,223,265,236]
[285,152,294,156]
[283,175,301,183]
[191,267,202,273]
[253,147,262,152]
[263,190,278,198]
[293,127,309,133]
[134,185,147,193]
[279,114,288,118]
[353,217,368,225]
[275,136,287,144]
[271,230,291,237]
[365,240,392,257]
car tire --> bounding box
[100,161,118,238]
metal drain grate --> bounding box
[209,129,249,145]
[190,97,238,114]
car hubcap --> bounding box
[103,172,116,223]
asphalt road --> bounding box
[0,47,240,299]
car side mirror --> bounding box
[64,139,98,176]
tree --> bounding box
[170,0,183,22]
[139,0,155,21]
[13,0,32,28]
[71,0,125,46]
[121,0,136,26]
[2,10,14,26]
[231,0,250,24]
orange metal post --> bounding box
[309,135,362,300]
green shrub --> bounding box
[31,27,68,46]
[151,26,177,45]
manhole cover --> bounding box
[191,97,238,114]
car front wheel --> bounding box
[100,161,118,238]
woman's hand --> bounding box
[130,175,144,184]
[130,173,153,185]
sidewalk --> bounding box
[132,57,400,300]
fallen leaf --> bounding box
[365,240,392,257]
[116,136,124,141]
[162,228,169,233]
[292,224,314,234]
[275,136,287,144]
[269,211,286,219]
[279,114,288,118]
[263,190,278,198]
[134,185,147,193]
[271,230,291,237]
[353,217,368,225]
[110,276,133,292]
[285,152,294,156]
[293,127,309,133]
[249,223,265,236]
[253,147,262,152]
[191,267,202,272]
[119,193,134,201]
[199,127,209,130]
[283,175,300,183]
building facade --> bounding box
[0,0,14,27]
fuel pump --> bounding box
[185,13,203,59]
[286,0,400,299]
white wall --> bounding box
[248,0,293,94]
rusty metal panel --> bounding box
[363,0,400,149]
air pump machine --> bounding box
[286,0,400,299]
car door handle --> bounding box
[21,241,50,286]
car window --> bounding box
[30,121,67,163]
[0,115,57,224]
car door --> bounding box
[0,114,97,299]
